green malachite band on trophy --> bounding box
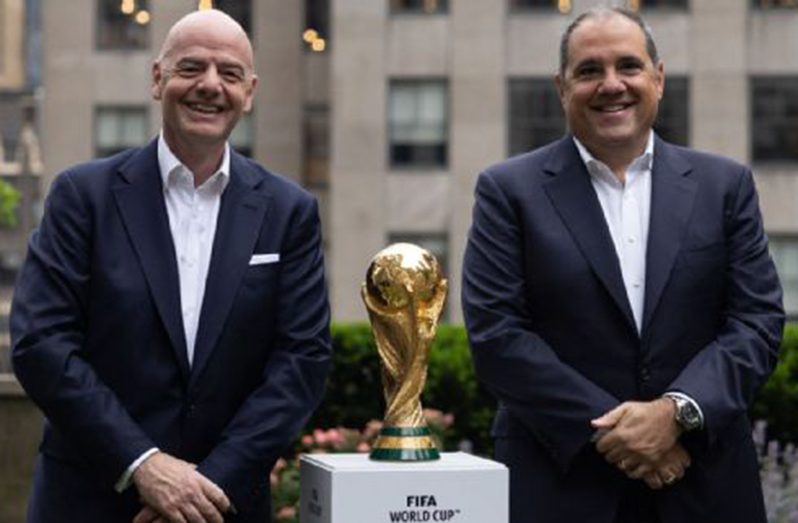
[370,448,441,461]
[378,427,432,437]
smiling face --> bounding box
[152,11,257,157]
[556,13,663,164]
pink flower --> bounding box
[301,434,314,447]
[273,458,287,472]
[327,428,344,446]
[356,442,371,453]
[313,428,328,445]
[276,505,297,520]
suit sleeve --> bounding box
[11,172,156,485]
[668,167,784,444]
[462,171,619,471]
[197,195,331,512]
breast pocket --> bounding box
[242,262,279,288]
[671,241,726,300]
[675,241,725,270]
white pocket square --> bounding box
[249,253,280,265]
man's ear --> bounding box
[151,62,163,101]
[555,73,565,101]
[243,74,259,113]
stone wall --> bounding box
[0,375,40,523]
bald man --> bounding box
[11,10,331,522]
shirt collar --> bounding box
[572,131,655,176]
[157,131,231,191]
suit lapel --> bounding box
[112,140,190,379]
[189,153,271,388]
[542,137,637,333]
[641,138,696,337]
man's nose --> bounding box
[597,69,626,94]
[196,65,223,95]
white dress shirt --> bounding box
[158,133,230,364]
[573,133,653,334]
[114,133,230,492]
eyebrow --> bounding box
[174,57,248,75]
[573,54,645,70]
[573,58,602,70]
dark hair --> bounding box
[559,7,660,76]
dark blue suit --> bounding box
[11,140,331,521]
[462,136,784,523]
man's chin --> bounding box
[177,126,233,146]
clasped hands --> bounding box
[131,452,233,523]
[591,398,691,490]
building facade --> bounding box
[330,0,798,321]
[37,0,798,325]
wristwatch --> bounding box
[664,393,702,432]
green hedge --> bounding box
[312,323,798,453]
[750,323,798,443]
[310,324,496,453]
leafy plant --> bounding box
[751,324,798,444]
[0,179,20,227]
[310,323,496,454]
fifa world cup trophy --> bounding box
[361,243,448,461]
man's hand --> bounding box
[132,451,230,523]
[641,442,691,490]
[131,506,167,523]
[591,398,682,467]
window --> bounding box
[389,80,448,169]
[508,78,565,156]
[96,0,150,51]
[654,76,689,146]
[95,107,148,158]
[752,0,798,8]
[229,112,253,158]
[214,0,252,35]
[390,0,448,14]
[509,0,570,12]
[508,76,689,156]
[770,238,798,319]
[303,105,330,187]
[306,0,330,39]
[627,0,688,8]
[751,77,798,162]
[511,0,687,12]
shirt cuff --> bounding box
[114,447,159,493]
[664,391,705,429]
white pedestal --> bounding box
[299,452,508,523]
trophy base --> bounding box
[369,426,441,461]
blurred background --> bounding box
[2,0,798,520]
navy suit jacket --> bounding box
[462,136,784,523]
[11,140,332,522]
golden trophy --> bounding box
[361,243,447,461]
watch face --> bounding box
[678,400,701,430]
